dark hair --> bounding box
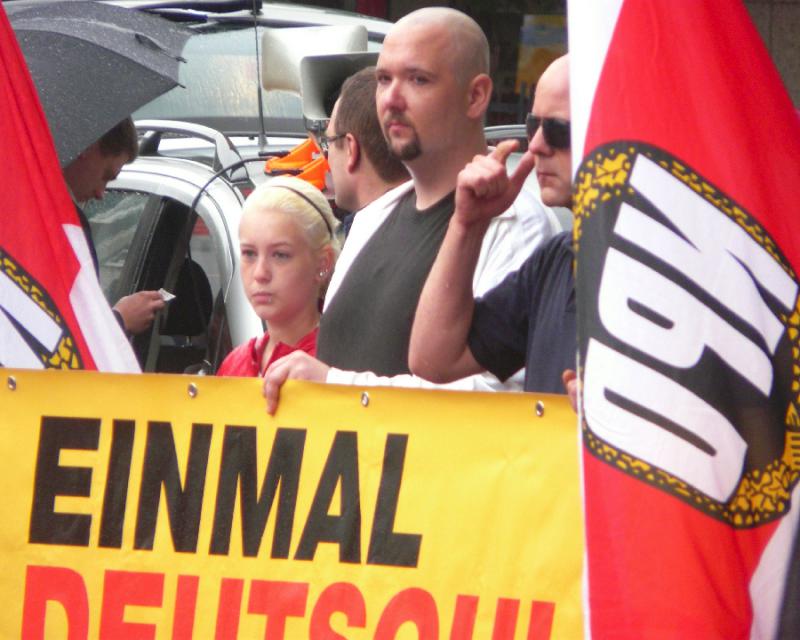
[335,67,409,184]
[97,117,138,161]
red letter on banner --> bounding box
[248,580,309,640]
[526,601,555,640]
[374,588,439,640]
[449,595,479,640]
[215,578,244,639]
[172,575,200,640]
[99,570,163,639]
[21,565,89,640]
[309,582,366,639]
[492,598,520,639]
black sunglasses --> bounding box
[317,132,347,157]
[526,114,571,150]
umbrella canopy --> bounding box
[8,1,190,166]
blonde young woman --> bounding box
[217,176,339,377]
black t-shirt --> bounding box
[317,190,456,376]
[467,231,576,393]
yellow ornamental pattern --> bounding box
[573,147,633,255]
[576,142,800,528]
[1,248,82,369]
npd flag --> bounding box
[0,6,137,372]
[570,1,800,637]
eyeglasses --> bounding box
[317,132,347,157]
[525,114,571,150]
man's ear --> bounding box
[345,133,360,173]
[466,73,493,120]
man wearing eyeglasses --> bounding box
[318,67,410,243]
[321,67,415,309]
[409,55,577,396]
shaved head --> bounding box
[536,54,569,110]
[391,7,489,85]
[376,6,493,179]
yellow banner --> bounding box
[1,369,583,639]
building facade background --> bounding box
[332,0,799,121]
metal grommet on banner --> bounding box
[360,391,370,407]
[188,382,199,398]
[535,400,545,417]
[7,376,17,391]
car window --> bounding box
[133,24,303,136]
[84,190,151,301]
[158,231,218,374]
[188,216,223,305]
[191,218,232,374]
[86,189,234,373]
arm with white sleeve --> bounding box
[409,142,537,384]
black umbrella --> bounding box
[8,1,191,166]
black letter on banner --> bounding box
[29,416,100,546]
[99,419,134,548]
[295,431,361,563]
[367,434,422,567]
[210,427,305,557]
[134,422,212,552]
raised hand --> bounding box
[453,140,536,230]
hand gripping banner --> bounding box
[569,1,800,637]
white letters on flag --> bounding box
[569,1,800,636]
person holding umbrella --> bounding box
[8,2,192,338]
[7,1,191,167]
[63,117,166,336]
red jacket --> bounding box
[216,327,318,377]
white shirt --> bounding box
[325,181,415,310]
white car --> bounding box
[87,121,570,374]
[86,121,259,374]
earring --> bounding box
[319,271,326,278]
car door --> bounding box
[84,157,261,373]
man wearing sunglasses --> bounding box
[409,55,577,397]
[526,112,572,207]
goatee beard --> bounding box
[391,138,421,161]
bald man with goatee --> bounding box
[262,8,559,413]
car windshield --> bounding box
[133,23,304,135]
[133,19,384,137]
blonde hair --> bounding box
[242,176,341,257]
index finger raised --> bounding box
[488,139,520,166]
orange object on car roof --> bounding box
[295,155,328,191]
[264,136,322,174]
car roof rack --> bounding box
[485,124,528,150]
[120,0,261,14]
[135,119,248,180]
